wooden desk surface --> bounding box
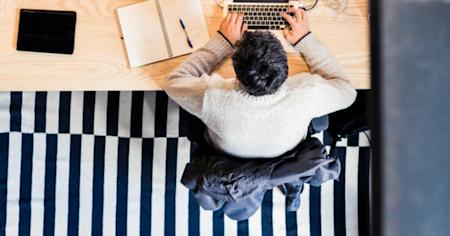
[0,0,370,91]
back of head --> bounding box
[232,31,288,96]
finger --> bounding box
[288,7,303,22]
[300,9,307,22]
[281,12,296,26]
[283,28,291,39]
[230,12,238,24]
[226,13,232,22]
[222,14,231,28]
[241,23,248,34]
[303,10,310,25]
[236,13,244,27]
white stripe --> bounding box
[93,92,108,136]
[272,188,286,236]
[0,92,10,132]
[248,208,262,236]
[297,184,310,236]
[127,138,142,236]
[359,131,371,147]
[345,147,360,236]
[176,138,190,236]
[78,135,95,236]
[70,92,84,134]
[30,134,46,236]
[21,92,35,133]
[46,92,60,133]
[54,134,71,236]
[166,99,179,138]
[151,138,167,236]
[199,208,213,236]
[320,180,335,236]
[142,92,156,138]
[224,214,238,236]
[118,92,132,137]
[103,137,119,236]
[336,137,348,147]
[5,133,21,236]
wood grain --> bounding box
[0,0,370,91]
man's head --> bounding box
[232,31,288,96]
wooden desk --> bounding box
[0,0,370,91]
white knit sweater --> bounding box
[164,33,357,158]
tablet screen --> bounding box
[17,9,77,55]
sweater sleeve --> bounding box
[294,34,357,117]
[164,34,234,118]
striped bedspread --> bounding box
[0,91,371,236]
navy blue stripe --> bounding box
[68,135,81,236]
[212,208,224,236]
[0,134,9,236]
[59,92,71,133]
[155,92,168,137]
[116,138,129,236]
[285,211,298,236]
[347,133,359,146]
[358,147,371,236]
[164,138,178,236]
[323,131,333,146]
[140,138,154,236]
[261,190,273,236]
[130,92,144,138]
[43,134,57,236]
[237,220,249,236]
[188,142,200,236]
[107,92,120,136]
[188,192,200,236]
[334,147,347,236]
[178,108,189,137]
[34,92,47,133]
[18,134,33,236]
[309,186,321,236]
[92,136,105,236]
[10,92,22,132]
[83,92,96,134]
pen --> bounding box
[179,19,193,49]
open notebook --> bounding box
[117,0,210,68]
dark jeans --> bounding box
[308,115,329,135]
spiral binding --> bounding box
[155,0,173,58]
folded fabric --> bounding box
[181,137,341,221]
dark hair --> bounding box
[232,31,288,96]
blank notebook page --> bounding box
[118,1,168,68]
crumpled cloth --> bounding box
[181,137,341,221]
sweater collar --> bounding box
[235,82,288,103]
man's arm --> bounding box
[165,13,247,118]
[282,8,357,117]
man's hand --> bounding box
[219,13,248,46]
[281,8,311,45]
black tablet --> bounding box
[17,9,77,55]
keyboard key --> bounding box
[248,25,270,30]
